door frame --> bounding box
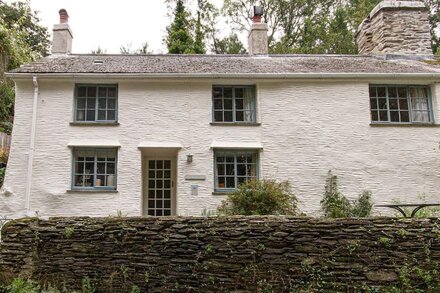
[142,156,177,216]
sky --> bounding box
[22,0,227,54]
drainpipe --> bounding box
[24,76,39,217]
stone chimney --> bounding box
[248,6,268,56]
[356,1,432,58]
[52,9,73,54]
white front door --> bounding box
[143,158,175,216]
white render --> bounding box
[1,77,440,218]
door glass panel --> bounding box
[147,160,172,217]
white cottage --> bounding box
[2,1,440,218]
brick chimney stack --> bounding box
[52,9,73,55]
[355,0,433,59]
[248,6,268,56]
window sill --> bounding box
[70,122,120,126]
[370,123,439,127]
[67,189,118,193]
[212,191,233,196]
[210,122,261,126]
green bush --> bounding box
[320,171,373,218]
[217,179,299,216]
[0,167,5,188]
[6,278,40,293]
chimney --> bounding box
[52,9,73,54]
[248,6,268,56]
[355,1,433,58]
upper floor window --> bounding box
[212,86,256,123]
[72,148,117,190]
[369,85,433,124]
[214,150,258,191]
[75,85,118,122]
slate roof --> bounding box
[9,54,440,75]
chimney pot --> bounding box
[59,9,69,23]
[252,6,263,23]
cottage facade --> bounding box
[2,1,440,217]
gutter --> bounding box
[5,72,440,80]
[24,76,39,217]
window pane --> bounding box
[214,111,223,122]
[86,110,95,121]
[399,98,408,110]
[214,99,222,110]
[379,110,388,121]
[96,175,105,187]
[226,177,235,188]
[224,99,233,110]
[98,87,107,98]
[370,99,377,109]
[77,98,86,109]
[237,164,246,176]
[224,111,233,122]
[108,87,116,98]
[400,111,409,122]
[390,111,399,122]
[369,87,377,98]
[76,110,85,121]
[164,160,171,169]
[77,87,87,97]
[398,87,407,98]
[226,164,235,175]
[98,110,106,120]
[235,98,244,110]
[224,88,232,98]
[213,87,222,99]
[98,98,107,109]
[87,87,97,97]
[236,111,244,121]
[371,110,379,121]
[389,99,398,110]
[108,98,116,109]
[388,87,397,98]
[235,88,244,98]
[217,164,225,176]
[218,177,225,188]
[86,98,96,109]
[107,110,116,121]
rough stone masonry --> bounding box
[0,217,439,292]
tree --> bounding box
[165,0,194,54]
[119,42,151,54]
[90,46,107,54]
[193,11,206,54]
[0,1,49,134]
[212,34,247,54]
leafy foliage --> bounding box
[212,34,247,54]
[119,42,151,54]
[320,171,373,218]
[0,1,50,134]
[166,0,194,54]
[217,179,299,215]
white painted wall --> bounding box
[1,78,440,218]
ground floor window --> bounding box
[214,150,258,191]
[72,148,117,190]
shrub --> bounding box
[0,167,5,188]
[0,148,8,165]
[217,179,299,216]
[321,171,373,218]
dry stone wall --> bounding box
[1,217,440,292]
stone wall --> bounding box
[1,217,439,292]
[356,1,433,56]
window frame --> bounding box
[369,85,434,125]
[212,85,257,124]
[71,147,118,191]
[213,150,259,192]
[73,84,119,123]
